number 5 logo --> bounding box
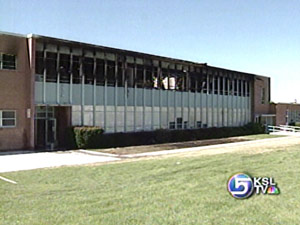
[228,173,254,199]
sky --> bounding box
[0,0,299,103]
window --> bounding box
[176,117,183,129]
[169,122,175,129]
[46,52,57,82]
[0,110,16,127]
[0,53,16,70]
[59,54,71,83]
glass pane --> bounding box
[2,54,16,70]
[47,120,55,142]
[3,119,15,126]
[2,111,15,119]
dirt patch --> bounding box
[95,137,251,155]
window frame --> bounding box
[0,110,17,128]
[0,53,17,70]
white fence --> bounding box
[268,125,300,136]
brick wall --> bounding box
[0,34,33,150]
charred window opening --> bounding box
[199,75,207,93]
[242,80,246,97]
[208,76,213,94]
[214,77,219,94]
[234,79,238,96]
[145,66,154,89]
[189,75,196,92]
[239,80,243,96]
[229,79,234,95]
[136,65,144,88]
[35,51,44,75]
[220,77,224,95]
[84,57,94,84]
[161,68,176,91]
[107,61,115,86]
[117,62,123,86]
[46,52,57,82]
[246,82,250,96]
[224,78,229,95]
[126,63,134,87]
[161,69,168,90]
[175,72,186,91]
[59,54,70,83]
[72,55,81,84]
[96,59,105,85]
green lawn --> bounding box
[240,134,286,140]
[1,144,300,224]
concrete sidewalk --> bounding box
[0,151,120,173]
[1,136,299,173]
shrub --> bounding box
[68,122,265,149]
[73,126,104,149]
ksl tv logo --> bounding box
[227,173,280,199]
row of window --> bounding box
[169,119,207,129]
[0,111,16,128]
[0,53,16,70]
[35,51,250,96]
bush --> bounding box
[73,127,104,149]
[68,122,264,149]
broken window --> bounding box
[161,69,169,90]
[238,79,242,96]
[126,63,134,87]
[242,80,246,97]
[83,57,94,84]
[229,79,234,95]
[214,77,219,94]
[107,60,116,86]
[96,59,105,85]
[35,51,44,75]
[224,78,229,95]
[46,52,57,82]
[208,76,213,94]
[234,79,238,96]
[72,55,81,84]
[197,75,206,93]
[175,73,185,91]
[246,81,250,96]
[145,66,154,89]
[59,54,71,83]
[136,65,144,88]
[189,75,196,92]
[117,62,123,86]
[220,77,224,95]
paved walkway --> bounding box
[0,136,299,173]
[0,151,120,173]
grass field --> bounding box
[241,134,286,140]
[1,140,300,224]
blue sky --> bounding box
[1,0,299,102]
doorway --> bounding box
[35,106,57,149]
[35,106,71,149]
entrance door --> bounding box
[35,118,57,149]
[35,106,57,149]
[46,118,57,149]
